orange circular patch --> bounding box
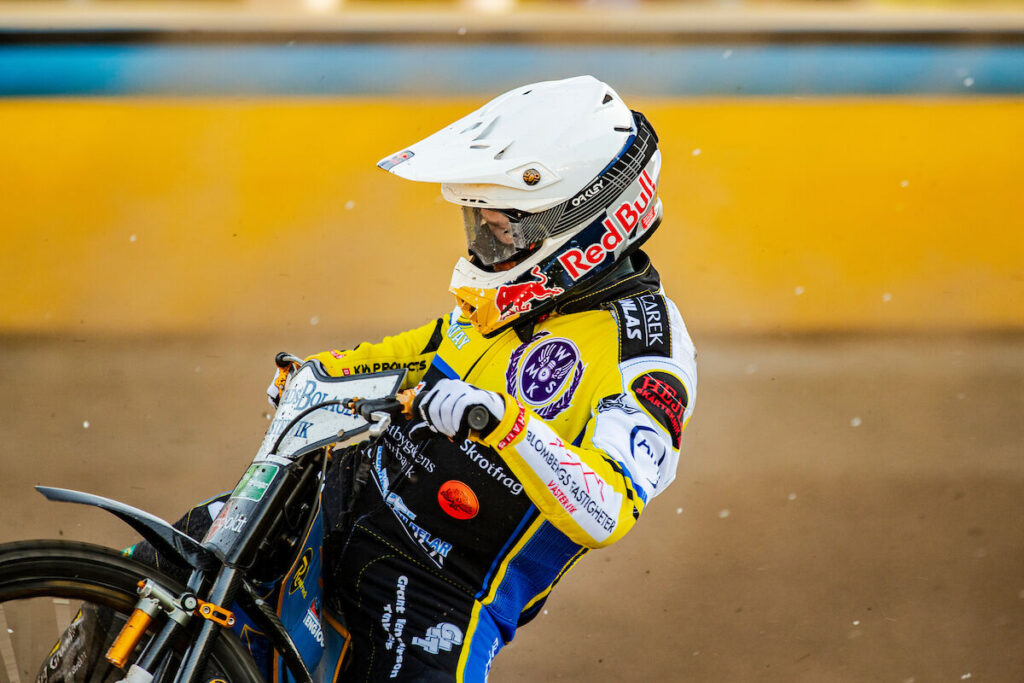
[437,480,479,520]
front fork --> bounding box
[173,567,241,683]
[107,567,240,683]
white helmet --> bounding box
[378,75,662,336]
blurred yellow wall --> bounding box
[1,97,1021,336]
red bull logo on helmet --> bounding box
[496,266,564,321]
[558,169,658,280]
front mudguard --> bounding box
[35,486,220,571]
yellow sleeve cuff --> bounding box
[481,394,528,450]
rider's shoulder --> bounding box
[599,290,694,367]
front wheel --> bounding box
[0,540,263,683]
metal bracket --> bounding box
[195,599,236,628]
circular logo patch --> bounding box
[517,338,580,407]
[438,480,479,520]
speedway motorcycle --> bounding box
[0,355,488,683]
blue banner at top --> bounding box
[0,43,1022,97]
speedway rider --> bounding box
[46,75,699,683]
[279,75,699,680]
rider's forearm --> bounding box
[480,395,648,549]
[307,316,446,389]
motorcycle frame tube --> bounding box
[205,450,323,572]
[236,580,315,683]
[174,566,241,683]
[204,467,296,568]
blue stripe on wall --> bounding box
[0,43,1021,97]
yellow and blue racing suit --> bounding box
[313,252,697,681]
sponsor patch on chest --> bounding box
[506,333,585,420]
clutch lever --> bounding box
[349,392,416,439]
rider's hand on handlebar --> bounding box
[266,352,302,407]
[409,379,505,443]
[266,366,290,408]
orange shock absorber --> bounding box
[106,597,159,668]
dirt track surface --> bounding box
[1,333,1022,682]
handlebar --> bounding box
[466,405,493,432]
[275,352,304,369]
[350,397,406,421]
[350,396,497,438]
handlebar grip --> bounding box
[466,405,493,433]
[275,352,302,369]
[352,397,405,421]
